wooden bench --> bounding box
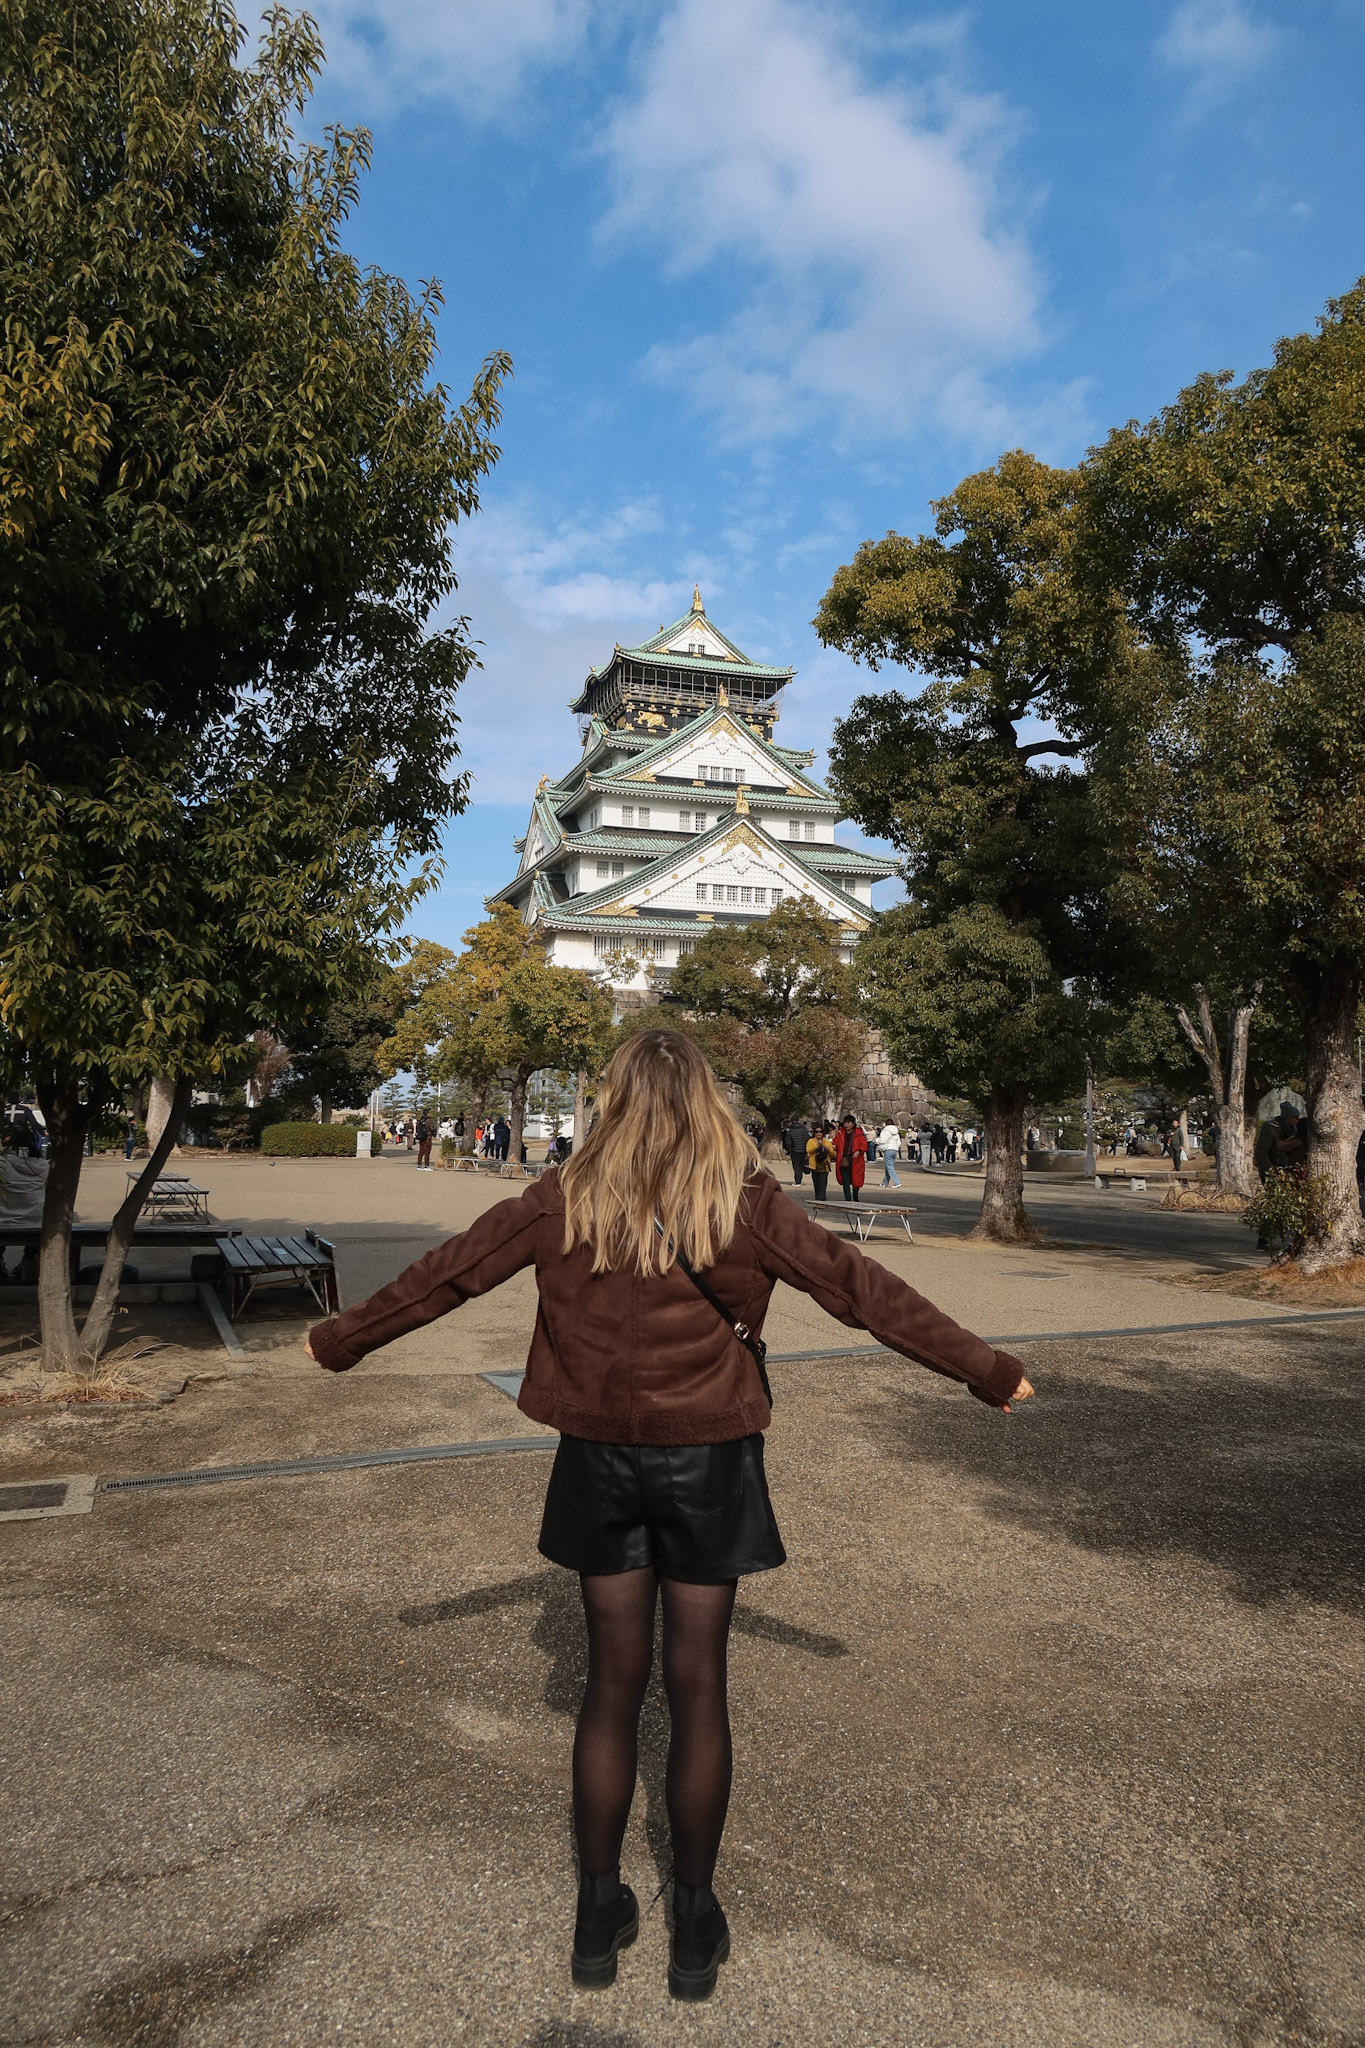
[809,1200,916,1245]
[128,1172,212,1221]
[214,1230,339,1322]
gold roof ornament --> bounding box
[734,785,749,813]
[536,773,550,794]
[716,682,729,707]
[692,583,703,612]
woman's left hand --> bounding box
[303,1336,316,1362]
[1002,1375,1034,1412]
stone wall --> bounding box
[836,1030,932,1126]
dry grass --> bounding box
[1161,1186,1249,1212]
[1170,1255,1365,1307]
[0,1337,168,1408]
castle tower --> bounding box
[491,592,895,994]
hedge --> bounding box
[259,1123,362,1157]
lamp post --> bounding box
[1084,1064,1096,1178]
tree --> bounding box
[380,910,614,1158]
[668,897,866,1152]
[288,988,397,1122]
[816,452,1128,1239]
[0,0,509,1362]
[857,903,1089,1235]
[501,962,615,1159]
[1085,281,1365,1262]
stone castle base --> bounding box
[836,1029,931,1126]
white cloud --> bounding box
[448,497,706,802]
[306,0,598,114]
[1157,1,1279,98]
[597,0,1045,444]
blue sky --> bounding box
[299,0,1365,945]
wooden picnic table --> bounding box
[127,1172,212,1221]
[2,1221,236,1282]
[214,1230,339,1322]
[809,1199,916,1245]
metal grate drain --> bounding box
[0,1474,97,1521]
[100,1435,556,1495]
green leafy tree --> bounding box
[0,0,509,1362]
[1086,282,1365,1261]
[857,903,1089,1235]
[668,897,866,1153]
[816,452,1128,1238]
[287,987,397,1122]
[381,909,613,1157]
[501,962,615,1159]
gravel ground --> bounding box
[3,1321,1363,2046]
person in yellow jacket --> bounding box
[805,1122,835,1200]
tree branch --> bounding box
[1016,738,1082,761]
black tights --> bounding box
[573,1567,737,1887]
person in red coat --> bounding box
[833,1114,867,1202]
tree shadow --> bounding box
[398,1572,848,1884]
[867,1329,1365,1615]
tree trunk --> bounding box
[146,1074,180,1155]
[573,1069,587,1147]
[758,1112,786,1161]
[972,1083,1033,1242]
[318,1090,333,1124]
[1175,984,1260,1198]
[508,1069,530,1165]
[1299,956,1365,1270]
[80,1077,194,1362]
[35,1086,92,1372]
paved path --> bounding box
[66,1155,1297,1385]
[3,1323,1363,2045]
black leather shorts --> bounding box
[538,1434,786,1582]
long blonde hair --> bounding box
[560,1029,759,1275]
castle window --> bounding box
[637,806,651,828]
[740,887,752,906]
[695,883,708,902]
[620,805,634,826]
[753,888,767,906]
[611,860,624,878]
[804,822,816,840]
[677,936,696,955]
[593,935,616,957]
[788,819,801,838]
[726,885,739,904]
[596,860,609,877]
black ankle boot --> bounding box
[668,1880,730,2002]
[571,1867,639,1989]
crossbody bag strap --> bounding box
[654,1219,774,1408]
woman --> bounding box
[876,1119,903,1189]
[833,1113,867,1202]
[305,1031,1032,2002]
[805,1120,835,1199]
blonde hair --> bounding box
[560,1028,759,1276]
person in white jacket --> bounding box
[876,1121,903,1189]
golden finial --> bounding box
[716,682,729,707]
[536,774,550,794]
[692,583,703,612]
[734,785,749,813]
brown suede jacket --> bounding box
[308,1169,1024,1444]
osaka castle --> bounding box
[492,588,895,994]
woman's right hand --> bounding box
[1002,1375,1035,1412]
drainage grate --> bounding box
[0,1482,66,1512]
[100,1435,556,1495]
[0,1474,97,1521]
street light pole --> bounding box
[1084,1064,1096,1178]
